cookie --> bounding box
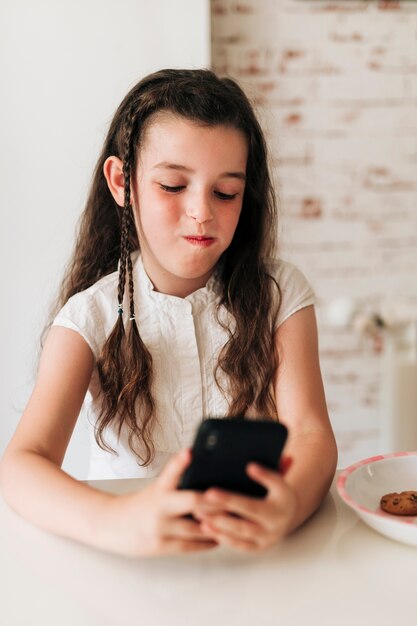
[380,491,417,516]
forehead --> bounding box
[139,113,248,169]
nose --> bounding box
[185,191,214,225]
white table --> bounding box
[1,474,416,626]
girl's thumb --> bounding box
[157,448,192,491]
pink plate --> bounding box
[337,452,417,546]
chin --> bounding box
[177,259,217,279]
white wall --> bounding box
[212,0,417,468]
[0,0,210,477]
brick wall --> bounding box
[211,0,417,467]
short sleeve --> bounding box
[52,291,104,360]
[267,259,315,328]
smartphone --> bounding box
[178,418,288,498]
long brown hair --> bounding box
[47,69,280,465]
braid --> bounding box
[96,101,155,465]
[117,105,136,315]
[126,214,136,320]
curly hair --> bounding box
[45,69,280,465]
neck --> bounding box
[141,256,214,298]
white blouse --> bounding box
[53,253,314,479]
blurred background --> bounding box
[211,0,417,466]
[1,0,416,476]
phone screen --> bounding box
[179,418,288,497]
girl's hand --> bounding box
[194,457,297,553]
[98,449,218,557]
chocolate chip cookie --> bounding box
[380,491,417,516]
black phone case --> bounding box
[178,418,288,498]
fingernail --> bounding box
[201,522,215,533]
[205,489,223,500]
[279,456,293,474]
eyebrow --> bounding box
[153,161,246,181]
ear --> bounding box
[103,156,125,207]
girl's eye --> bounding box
[160,184,185,193]
[215,191,238,201]
[159,184,238,200]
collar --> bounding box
[132,251,221,314]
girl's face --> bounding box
[132,114,248,297]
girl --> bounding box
[0,69,337,557]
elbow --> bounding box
[329,430,338,472]
[0,447,14,504]
[0,445,21,503]
[0,446,35,507]
[325,431,338,491]
[333,431,339,472]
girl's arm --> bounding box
[0,327,110,544]
[271,304,338,533]
[195,305,338,551]
[0,327,216,556]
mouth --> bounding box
[183,236,215,247]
